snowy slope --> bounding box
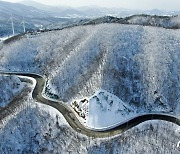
[0,23,179,153]
[1,23,179,115]
[0,98,179,153]
[0,76,179,153]
[87,90,134,128]
[72,89,135,129]
[71,89,137,129]
[0,75,24,108]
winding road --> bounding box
[0,71,180,138]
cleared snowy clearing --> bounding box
[87,90,135,129]
[72,89,135,129]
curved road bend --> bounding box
[0,71,180,138]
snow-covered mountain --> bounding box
[0,1,82,37]
[0,1,49,19]
[20,0,55,11]
[0,75,179,153]
[1,0,179,38]
[18,1,180,17]
[0,20,179,152]
[41,15,180,34]
[0,23,179,115]
[0,1,46,37]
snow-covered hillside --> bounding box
[0,75,24,108]
[0,76,179,153]
[0,24,179,115]
[0,96,179,153]
[0,23,179,153]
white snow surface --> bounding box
[87,89,135,129]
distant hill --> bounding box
[83,15,180,29]
[0,0,179,37]
[20,0,53,10]
[19,1,180,18]
[0,0,50,36]
[0,1,50,19]
[43,15,180,31]
[20,0,71,15]
[0,1,81,37]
